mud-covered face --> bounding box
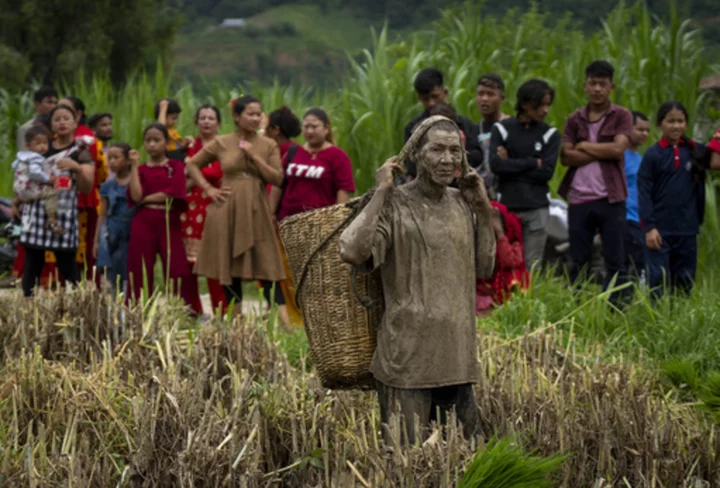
[417,128,463,187]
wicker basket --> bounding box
[279,198,383,390]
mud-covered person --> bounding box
[339,116,496,445]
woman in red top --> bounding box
[126,123,192,308]
[181,104,228,316]
[59,96,108,283]
[476,202,530,315]
[270,108,356,221]
[269,108,355,326]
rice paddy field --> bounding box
[3,3,720,486]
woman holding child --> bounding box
[19,103,95,297]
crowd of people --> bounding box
[10,59,720,326]
[11,89,354,326]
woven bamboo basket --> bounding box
[279,197,383,390]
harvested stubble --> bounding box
[0,290,718,486]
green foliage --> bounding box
[458,437,565,488]
[0,0,180,84]
[0,45,31,91]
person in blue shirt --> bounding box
[623,111,650,280]
[638,102,713,297]
[93,143,136,294]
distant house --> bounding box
[220,18,246,28]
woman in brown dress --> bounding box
[187,95,286,312]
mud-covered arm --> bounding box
[475,210,497,279]
[339,157,400,267]
[339,187,392,268]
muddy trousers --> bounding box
[375,380,480,446]
[126,208,192,307]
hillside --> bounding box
[171,0,720,87]
[172,4,405,87]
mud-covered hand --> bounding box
[457,171,491,210]
[376,157,403,191]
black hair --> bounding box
[34,86,58,103]
[656,101,688,126]
[154,98,182,119]
[88,112,112,129]
[108,142,132,159]
[34,113,52,133]
[585,60,614,81]
[477,73,505,93]
[50,103,77,120]
[268,106,301,138]
[428,103,457,121]
[63,96,87,125]
[143,122,169,141]
[232,95,261,116]
[414,68,444,96]
[303,107,335,144]
[515,79,555,115]
[631,111,648,124]
[194,104,221,125]
[25,126,50,144]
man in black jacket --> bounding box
[489,79,560,270]
[404,68,482,179]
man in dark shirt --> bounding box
[489,79,560,270]
[559,61,633,300]
[404,68,482,179]
[16,86,58,150]
[476,73,510,173]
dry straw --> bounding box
[0,289,718,486]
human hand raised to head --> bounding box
[376,157,402,191]
[457,170,491,210]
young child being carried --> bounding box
[12,126,64,235]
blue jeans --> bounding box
[647,234,697,297]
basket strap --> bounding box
[295,192,374,310]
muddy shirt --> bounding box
[363,183,495,389]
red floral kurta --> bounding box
[180,138,223,262]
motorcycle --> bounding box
[0,197,20,286]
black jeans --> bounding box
[22,247,79,297]
[647,234,697,298]
[375,380,480,445]
[624,220,647,281]
[568,199,627,301]
[223,279,286,307]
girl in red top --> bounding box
[270,108,356,221]
[181,104,228,316]
[127,123,193,308]
[476,202,530,315]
